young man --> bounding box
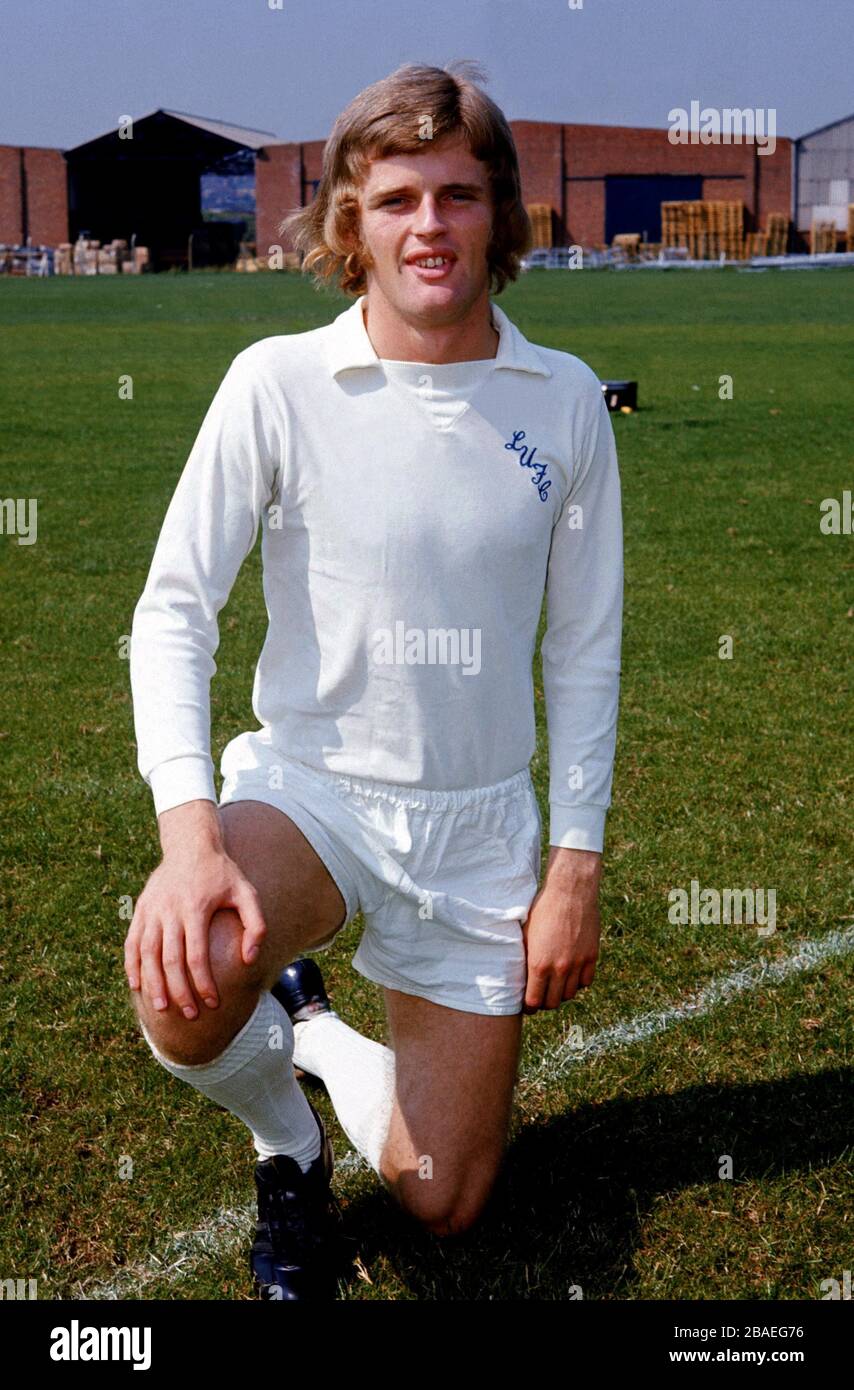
[125,61,623,1301]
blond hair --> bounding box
[279,60,532,296]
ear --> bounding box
[341,197,371,268]
[347,222,374,273]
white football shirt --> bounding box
[130,294,623,851]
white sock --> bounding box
[293,1011,396,1181]
[140,991,322,1168]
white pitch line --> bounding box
[531,924,854,1084]
[73,1153,370,1301]
[76,927,854,1299]
[73,1206,253,1301]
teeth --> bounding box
[414,256,448,268]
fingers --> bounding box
[183,912,219,1010]
[560,962,595,1002]
[139,921,168,1013]
[559,970,583,1006]
[578,959,597,990]
[546,966,574,1010]
[524,961,595,1013]
[126,868,263,1017]
[161,917,199,1020]
[235,881,267,965]
[124,914,143,992]
[523,960,547,1014]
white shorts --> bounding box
[218,730,543,1016]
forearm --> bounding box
[157,797,225,859]
[545,844,602,889]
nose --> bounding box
[411,192,446,236]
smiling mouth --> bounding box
[405,255,456,277]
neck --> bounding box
[361,289,499,364]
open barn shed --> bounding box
[64,109,273,270]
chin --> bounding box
[410,280,472,310]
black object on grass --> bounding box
[601,380,638,412]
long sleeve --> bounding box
[541,381,623,852]
[129,348,282,818]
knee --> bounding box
[384,1166,486,1239]
[131,908,264,1066]
[425,1208,479,1239]
[204,906,267,995]
[413,1192,483,1239]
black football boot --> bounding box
[250,1099,349,1301]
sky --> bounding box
[2,0,851,151]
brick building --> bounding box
[1,114,796,261]
[253,119,794,256]
[0,145,68,246]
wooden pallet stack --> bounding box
[527,203,553,249]
[612,232,641,260]
[743,231,768,258]
[664,200,687,254]
[660,200,745,258]
[766,213,789,256]
[698,204,718,259]
[659,204,799,259]
[661,200,695,252]
[660,202,678,248]
[685,200,703,257]
[810,219,838,254]
[720,200,746,258]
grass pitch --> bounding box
[0,267,851,1300]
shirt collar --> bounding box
[324,294,552,380]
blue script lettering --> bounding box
[504,429,551,501]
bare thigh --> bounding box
[379,986,523,1237]
[131,798,350,1062]
[213,799,350,989]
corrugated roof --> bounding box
[796,112,854,144]
[65,108,278,155]
[159,109,278,149]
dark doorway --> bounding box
[65,110,270,271]
[605,175,703,243]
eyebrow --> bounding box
[366,180,486,204]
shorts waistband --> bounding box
[281,755,532,812]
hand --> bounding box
[123,805,267,1020]
[520,847,602,1013]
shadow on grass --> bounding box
[333,1067,850,1300]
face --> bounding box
[354,132,495,325]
